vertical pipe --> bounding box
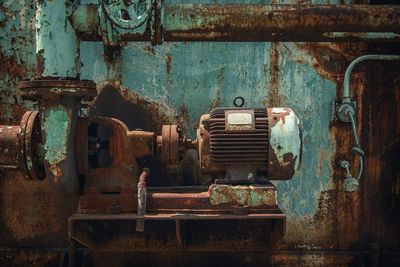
[34,0,84,195]
[39,97,80,195]
[36,0,80,78]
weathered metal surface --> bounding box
[69,212,285,252]
[101,0,152,30]
[162,4,400,42]
[0,125,21,169]
[19,111,45,180]
[209,108,267,166]
[0,0,35,125]
[19,79,97,99]
[39,99,80,196]
[209,184,276,208]
[1,0,400,266]
[268,108,302,180]
[35,0,80,78]
[160,124,181,164]
[78,185,278,214]
[75,117,156,196]
[197,107,301,181]
[0,111,44,180]
[78,37,365,255]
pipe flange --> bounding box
[160,125,181,164]
[18,111,46,180]
[19,79,97,101]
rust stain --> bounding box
[268,42,281,107]
[103,45,121,80]
[143,44,155,56]
[166,50,172,74]
[292,42,367,83]
[0,173,68,241]
[359,57,400,248]
[209,89,221,110]
[178,103,197,133]
[164,4,400,42]
[35,49,45,78]
[92,78,172,133]
[11,104,26,122]
[209,184,277,208]
[0,46,29,81]
[316,149,328,176]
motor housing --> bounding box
[197,107,302,183]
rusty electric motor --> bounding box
[197,107,302,184]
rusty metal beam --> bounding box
[71,4,400,43]
[162,5,400,42]
[68,212,285,252]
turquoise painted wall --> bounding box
[0,0,368,251]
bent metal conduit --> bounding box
[338,54,400,192]
[343,55,400,103]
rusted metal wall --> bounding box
[1,0,400,266]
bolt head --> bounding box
[337,103,355,123]
[344,177,359,192]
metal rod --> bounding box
[343,54,400,103]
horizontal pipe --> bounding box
[0,126,21,168]
[162,4,400,41]
[71,4,400,43]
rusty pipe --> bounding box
[0,126,21,169]
[136,168,150,232]
[70,4,400,43]
[163,5,400,42]
[0,112,45,180]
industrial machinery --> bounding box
[0,90,301,254]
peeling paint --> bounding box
[42,107,69,166]
[209,184,276,207]
[35,0,79,77]
[270,108,301,170]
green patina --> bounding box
[36,0,79,78]
[209,185,274,207]
[42,106,69,165]
[250,190,262,206]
